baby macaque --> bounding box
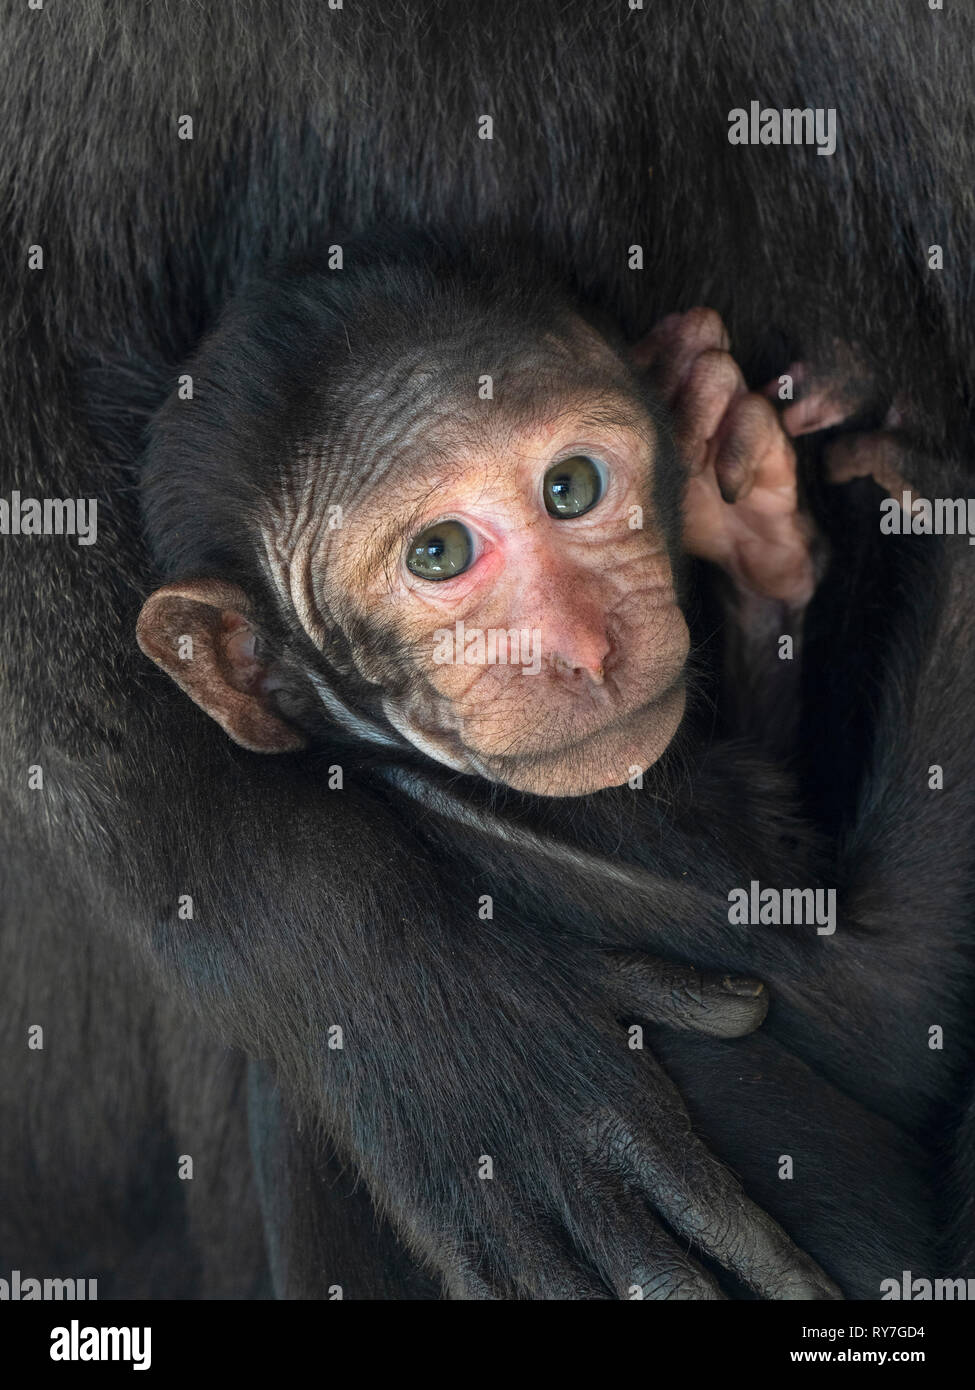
[137,247,813,796]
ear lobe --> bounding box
[136,579,308,754]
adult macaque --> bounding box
[5,0,974,1306]
[130,244,973,1299]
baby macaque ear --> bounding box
[136,579,307,753]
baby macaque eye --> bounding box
[543,455,605,518]
[406,519,475,581]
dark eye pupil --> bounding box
[406,520,473,581]
[544,455,603,518]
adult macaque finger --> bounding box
[628,1250,725,1300]
[520,1262,613,1300]
[630,307,730,404]
[591,1101,841,1298]
[579,1188,726,1299]
[436,1249,501,1299]
[512,1184,721,1299]
[603,951,769,1038]
[781,390,855,437]
[685,1182,843,1301]
[763,349,879,437]
[424,1210,606,1299]
[761,364,853,437]
[638,1137,843,1300]
[506,1217,613,1299]
[447,1270,501,1299]
[826,430,909,497]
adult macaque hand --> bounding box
[383,945,840,1301]
[633,309,817,606]
[752,337,920,503]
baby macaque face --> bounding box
[315,374,690,796]
[137,276,694,799]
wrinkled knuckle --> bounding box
[707,996,767,1037]
[585,1109,640,1169]
[635,1264,716,1300]
[677,1199,737,1252]
[682,305,727,345]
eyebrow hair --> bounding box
[567,405,659,450]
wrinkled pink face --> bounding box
[311,394,689,797]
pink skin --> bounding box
[391,423,643,691]
[762,354,906,442]
[825,429,908,495]
[633,309,816,606]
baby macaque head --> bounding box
[137,244,690,796]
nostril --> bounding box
[553,653,607,685]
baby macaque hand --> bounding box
[824,421,910,499]
[633,309,816,607]
[760,348,910,497]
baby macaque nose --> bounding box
[550,631,611,685]
[554,654,605,684]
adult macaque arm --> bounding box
[135,587,840,1298]
[131,733,840,1300]
[138,578,777,1038]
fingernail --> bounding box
[722,976,766,997]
